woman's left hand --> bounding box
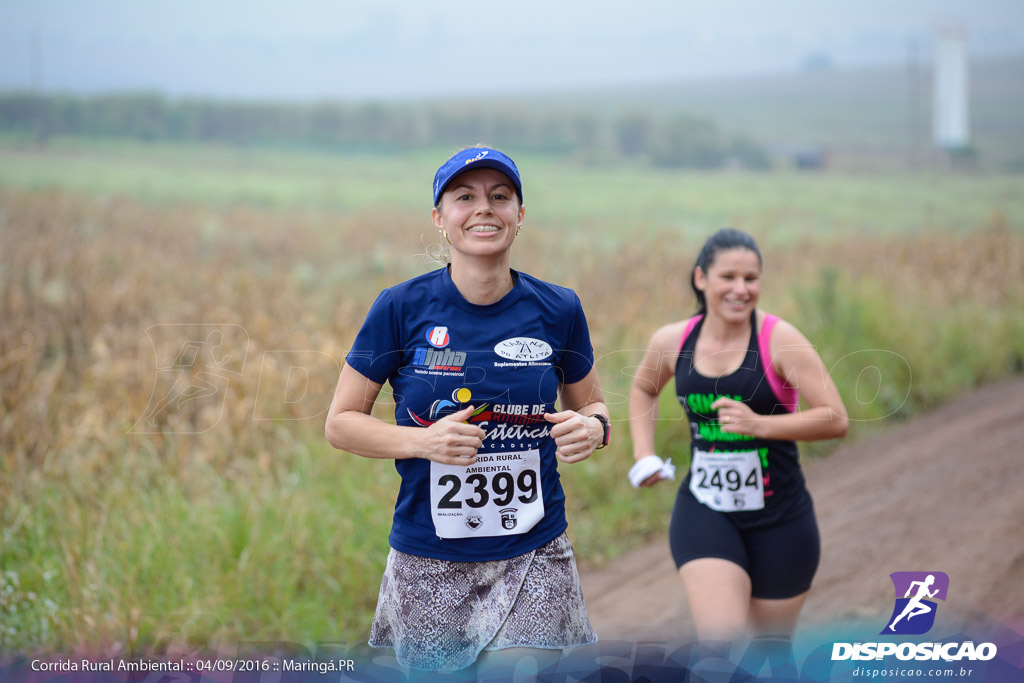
[710,397,762,438]
[544,411,602,463]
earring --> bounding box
[516,225,522,236]
[441,230,450,244]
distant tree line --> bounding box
[0,92,772,170]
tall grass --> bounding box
[1,158,1022,654]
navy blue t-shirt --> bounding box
[345,267,595,561]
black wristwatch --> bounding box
[592,414,611,449]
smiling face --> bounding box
[431,167,525,261]
[693,247,762,323]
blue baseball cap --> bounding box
[432,147,523,206]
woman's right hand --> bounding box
[418,405,486,464]
[639,472,665,487]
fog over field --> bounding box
[1,0,1022,100]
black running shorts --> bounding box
[669,487,820,600]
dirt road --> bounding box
[580,376,1024,642]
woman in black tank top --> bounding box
[628,228,848,645]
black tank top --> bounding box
[675,311,811,528]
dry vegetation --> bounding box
[1,187,1022,652]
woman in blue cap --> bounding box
[326,145,609,672]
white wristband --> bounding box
[628,454,676,488]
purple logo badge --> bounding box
[881,571,949,635]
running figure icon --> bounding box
[888,574,939,631]
[132,325,248,434]
[144,330,231,427]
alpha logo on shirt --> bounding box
[494,337,553,362]
[413,326,466,373]
[426,326,450,348]
[412,347,466,372]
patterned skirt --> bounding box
[368,532,597,671]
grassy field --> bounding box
[3,136,1022,235]
[1,138,1023,654]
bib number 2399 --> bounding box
[430,449,544,539]
[689,449,764,512]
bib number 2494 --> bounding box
[689,448,764,512]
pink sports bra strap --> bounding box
[759,314,799,411]
[679,315,703,351]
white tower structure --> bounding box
[933,26,969,150]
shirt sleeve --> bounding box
[558,292,595,385]
[344,289,403,385]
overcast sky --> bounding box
[1,0,1022,101]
